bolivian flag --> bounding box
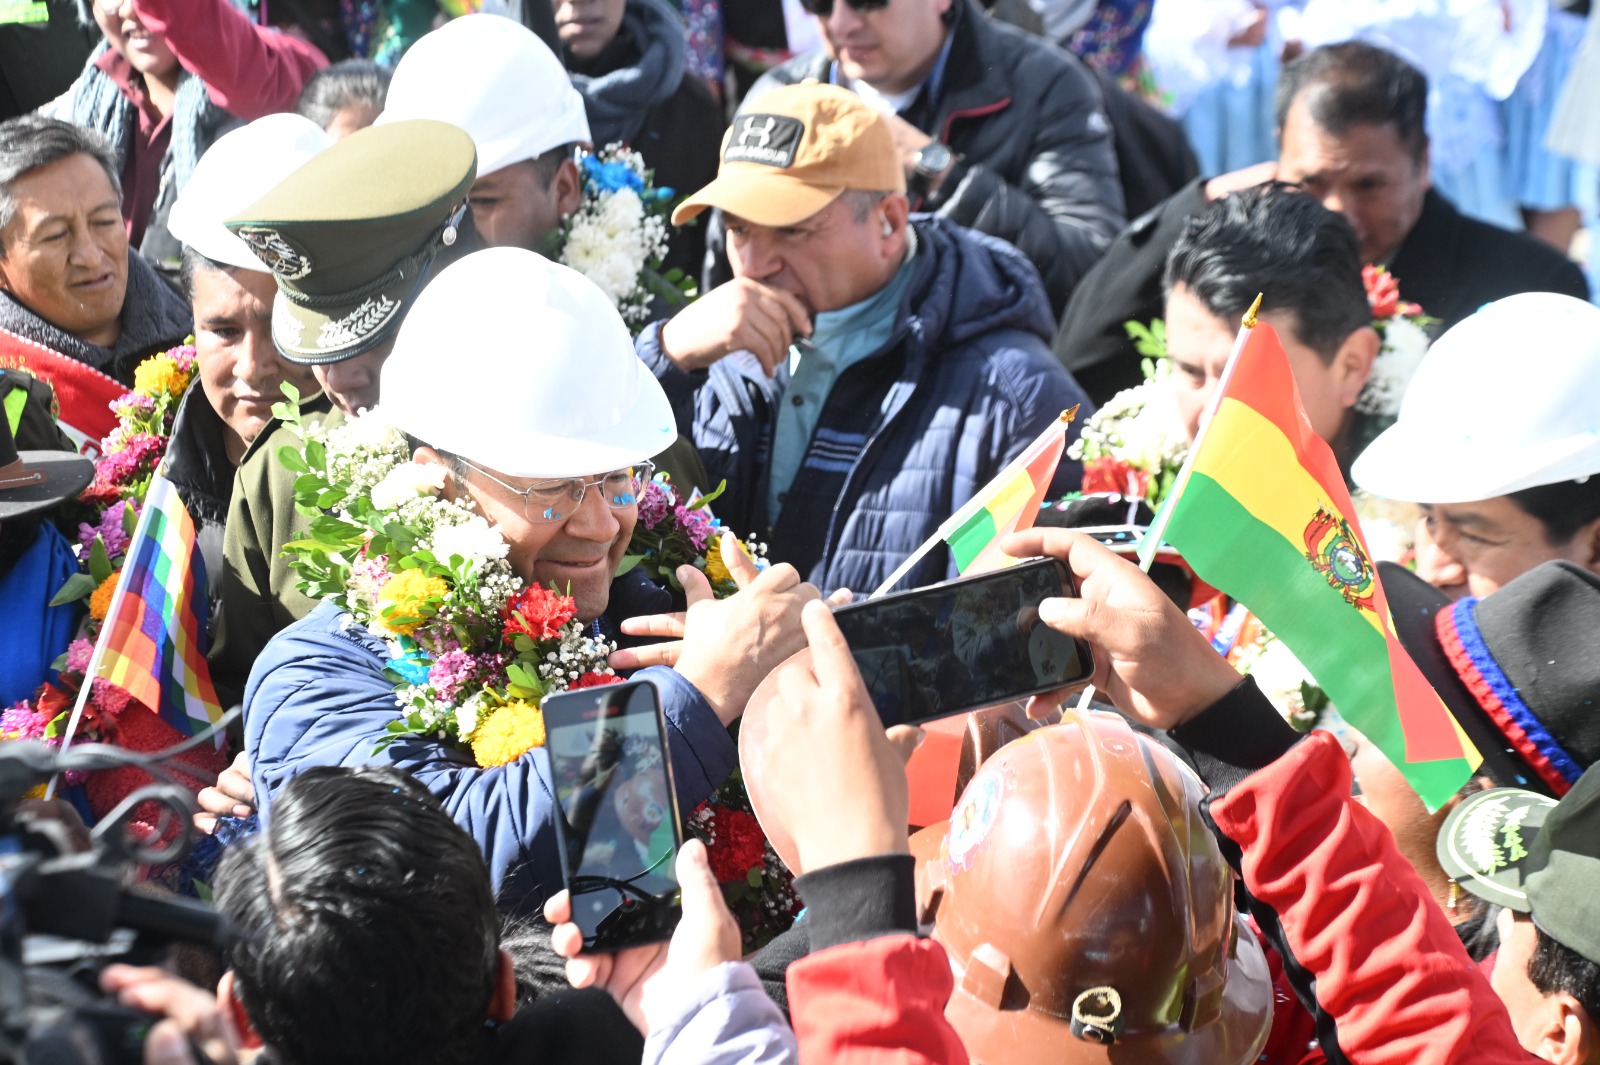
[1150,320,1477,809]
[870,409,1076,597]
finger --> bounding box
[193,813,218,836]
[884,725,927,765]
[217,771,255,805]
[674,839,728,920]
[609,641,681,672]
[740,308,790,373]
[720,532,761,589]
[826,587,854,607]
[100,963,160,994]
[762,284,813,338]
[1001,527,1130,584]
[799,599,859,684]
[543,889,572,926]
[679,564,716,606]
[747,560,801,594]
[1036,594,1092,638]
[145,1020,200,1065]
[1025,690,1071,720]
[551,921,586,960]
[619,612,687,639]
[566,954,606,991]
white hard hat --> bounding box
[377,14,591,177]
[1353,292,1600,503]
[375,247,675,478]
[167,114,332,272]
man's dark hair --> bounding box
[1529,925,1600,1028]
[1275,41,1429,162]
[1164,183,1370,362]
[0,116,122,253]
[528,143,580,189]
[1508,477,1600,544]
[178,247,232,301]
[215,766,500,1065]
[295,59,392,132]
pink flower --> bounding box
[674,504,715,552]
[65,639,94,674]
[1,702,51,740]
[78,500,132,558]
[428,649,479,704]
[637,480,673,529]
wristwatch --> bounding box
[911,141,955,200]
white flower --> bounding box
[429,516,509,568]
[370,462,447,512]
[456,691,491,741]
[1357,316,1431,417]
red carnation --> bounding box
[702,806,769,884]
[1083,457,1149,499]
[1363,264,1402,320]
[502,585,578,644]
[569,671,624,690]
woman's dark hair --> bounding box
[1275,41,1429,162]
[295,60,392,132]
[1164,183,1370,362]
[215,766,500,1065]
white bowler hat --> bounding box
[375,247,675,478]
[377,14,590,177]
[1353,292,1600,503]
[166,114,332,272]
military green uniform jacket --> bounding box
[209,392,338,700]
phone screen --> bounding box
[831,558,1092,727]
[543,680,682,952]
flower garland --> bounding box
[546,144,694,331]
[271,388,621,767]
[618,475,795,948]
[2,343,231,806]
[1067,349,1188,509]
[1354,265,1435,420]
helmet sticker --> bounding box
[945,766,1009,876]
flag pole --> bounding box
[868,407,1078,599]
[1138,295,1262,572]
[44,472,166,799]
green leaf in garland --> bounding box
[120,501,138,538]
[614,553,644,577]
[49,572,98,607]
[88,536,113,585]
[277,446,310,474]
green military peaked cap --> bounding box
[224,118,476,365]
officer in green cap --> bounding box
[206,118,476,720]
[1438,772,1600,1061]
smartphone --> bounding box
[831,557,1094,727]
[543,680,683,952]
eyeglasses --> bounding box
[456,458,655,524]
[798,0,890,16]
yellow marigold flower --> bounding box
[132,354,187,399]
[704,548,732,587]
[377,569,449,636]
[88,574,118,621]
[471,701,547,767]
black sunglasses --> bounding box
[798,0,890,15]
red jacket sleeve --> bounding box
[1208,731,1532,1065]
[786,935,969,1065]
[132,0,327,119]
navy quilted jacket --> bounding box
[637,215,1093,595]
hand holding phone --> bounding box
[545,839,741,1035]
[543,680,685,952]
[738,601,911,876]
[829,558,1095,727]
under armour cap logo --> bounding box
[724,113,804,168]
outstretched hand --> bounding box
[545,838,741,1034]
[1000,529,1239,730]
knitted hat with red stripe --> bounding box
[1383,560,1600,798]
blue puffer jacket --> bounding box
[637,215,1092,596]
[243,585,737,914]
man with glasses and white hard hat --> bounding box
[244,247,821,913]
[1353,292,1600,601]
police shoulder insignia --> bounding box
[1303,506,1376,611]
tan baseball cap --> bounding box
[672,82,905,228]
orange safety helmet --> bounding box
[911,709,1272,1065]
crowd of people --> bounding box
[1,1,1599,1063]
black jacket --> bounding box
[1054,182,1594,405]
[747,0,1125,319]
